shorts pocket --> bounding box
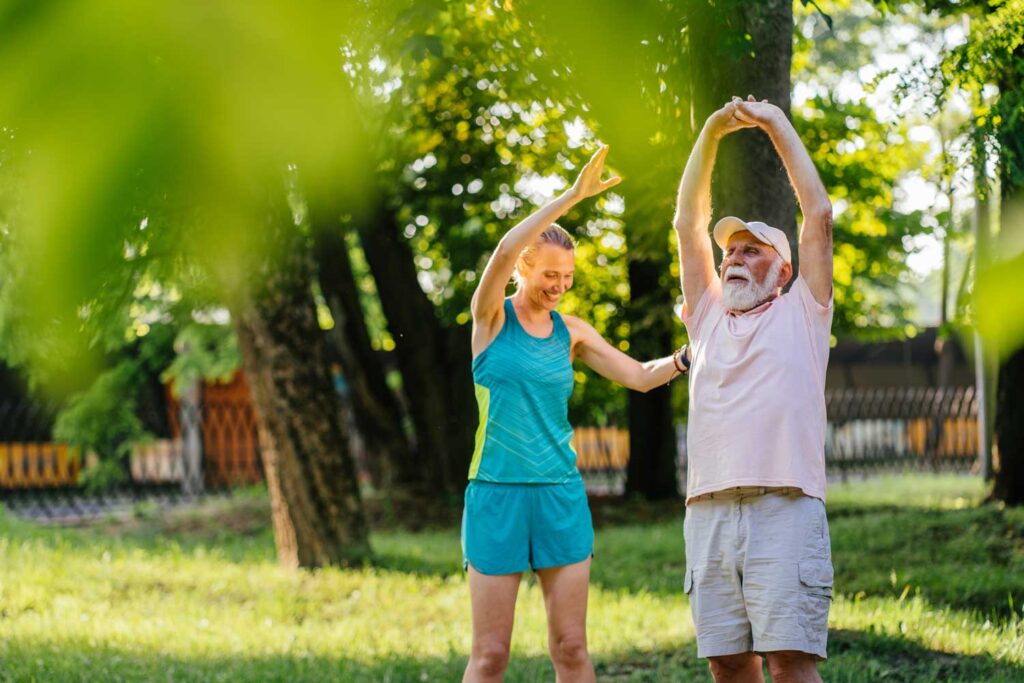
[684,567,695,594]
[798,560,834,599]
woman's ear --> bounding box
[515,258,531,280]
[511,262,525,288]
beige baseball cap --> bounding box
[713,216,792,264]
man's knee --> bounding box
[765,650,818,682]
[473,640,511,677]
[549,633,589,669]
[708,651,759,677]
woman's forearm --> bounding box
[494,191,577,260]
[632,351,689,393]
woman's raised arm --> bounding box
[470,145,620,343]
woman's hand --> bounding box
[567,145,621,201]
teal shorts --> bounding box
[461,479,594,575]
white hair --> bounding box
[722,256,784,312]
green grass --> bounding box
[0,474,1021,681]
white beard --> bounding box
[722,259,783,312]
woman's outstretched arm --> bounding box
[563,315,688,393]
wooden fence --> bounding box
[573,426,630,471]
[0,443,81,488]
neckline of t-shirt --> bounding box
[726,294,778,318]
[507,298,557,340]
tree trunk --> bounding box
[309,206,419,492]
[992,347,1024,505]
[688,0,797,264]
[357,204,475,495]
[232,201,371,568]
[624,255,679,499]
[441,324,477,494]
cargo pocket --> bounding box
[684,566,695,594]
[798,560,834,599]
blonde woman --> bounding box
[462,145,689,682]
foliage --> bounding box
[942,0,1024,357]
[796,95,931,338]
[2,0,1020,435]
[793,1,954,341]
[0,0,379,394]
[49,321,178,485]
[0,475,1021,680]
[161,322,242,398]
[52,361,149,490]
[350,0,634,424]
[867,0,1024,356]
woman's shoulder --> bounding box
[557,310,578,324]
[556,312,598,343]
[557,311,584,331]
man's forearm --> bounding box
[764,114,831,217]
[673,128,720,237]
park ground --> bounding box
[0,474,1022,682]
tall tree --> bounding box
[357,201,475,494]
[233,198,371,568]
[343,1,601,494]
[309,204,418,493]
[993,347,1024,504]
[687,0,797,256]
[518,0,692,499]
[928,0,1024,503]
[987,14,1024,506]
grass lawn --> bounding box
[0,474,1021,681]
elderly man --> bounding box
[673,95,835,683]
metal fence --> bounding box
[574,386,981,494]
[823,386,978,478]
[0,387,264,522]
[0,386,981,519]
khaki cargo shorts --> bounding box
[683,487,833,660]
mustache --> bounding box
[723,265,753,282]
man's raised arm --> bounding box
[673,101,755,316]
[733,97,833,305]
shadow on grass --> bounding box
[822,627,1024,683]
[2,628,1021,683]
[0,638,493,683]
[0,637,697,683]
[828,502,1024,620]
[594,629,1024,682]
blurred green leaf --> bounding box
[0,0,384,392]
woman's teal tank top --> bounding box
[468,298,579,483]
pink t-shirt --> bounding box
[682,276,833,503]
